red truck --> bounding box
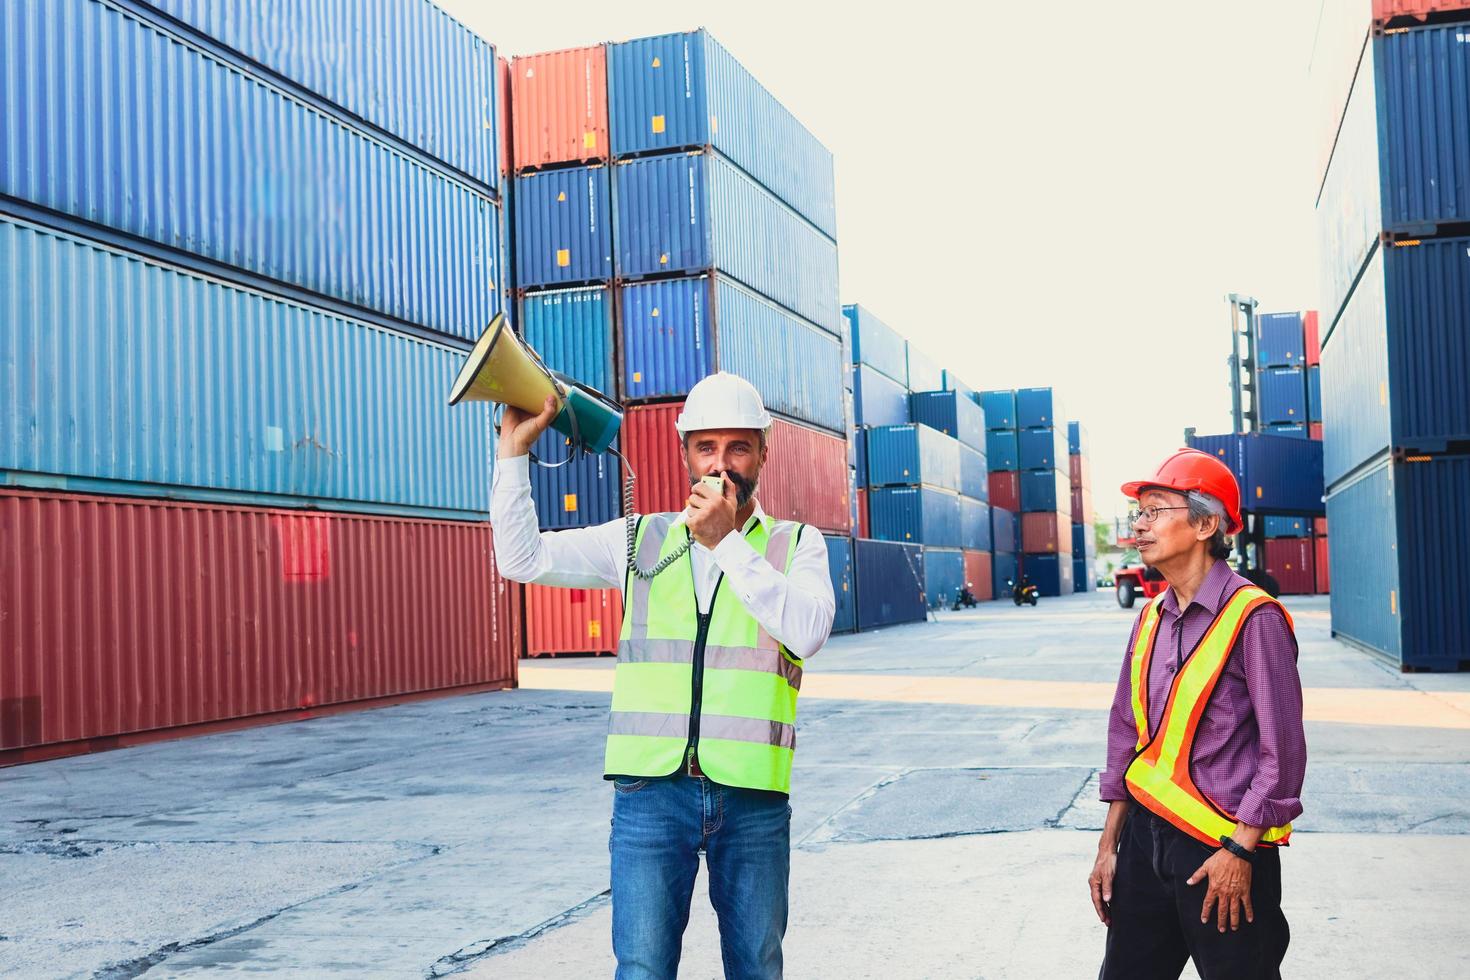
[1112,545,1167,609]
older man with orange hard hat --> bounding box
[1089,449,1308,980]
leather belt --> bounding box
[685,752,705,778]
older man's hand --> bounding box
[1188,848,1254,932]
[685,474,739,549]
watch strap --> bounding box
[1218,835,1255,863]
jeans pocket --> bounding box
[613,778,647,795]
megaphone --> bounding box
[448,313,621,453]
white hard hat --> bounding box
[675,372,773,436]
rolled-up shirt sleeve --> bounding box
[1235,605,1308,828]
[489,454,626,589]
[1100,614,1144,802]
[710,524,835,659]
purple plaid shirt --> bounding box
[1100,559,1308,829]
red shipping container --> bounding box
[1314,516,1328,536]
[623,403,852,533]
[1068,454,1091,490]
[962,550,994,601]
[526,585,622,656]
[1303,309,1321,367]
[1374,0,1470,23]
[1022,512,1072,554]
[498,55,512,183]
[1069,487,1096,527]
[511,47,610,172]
[988,471,1021,512]
[1264,538,1316,596]
[1310,422,1324,440]
[855,488,870,538]
[1315,535,1331,594]
[0,489,520,764]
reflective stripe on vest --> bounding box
[1124,585,1295,848]
[607,512,804,793]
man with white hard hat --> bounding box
[492,372,836,980]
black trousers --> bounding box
[1100,809,1289,980]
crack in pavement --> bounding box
[795,767,911,848]
[1045,769,1099,828]
[425,889,613,976]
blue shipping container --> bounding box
[1016,387,1064,429]
[923,548,966,609]
[0,0,503,342]
[986,430,1019,471]
[842,304,908,386]
[1020,469,1071,515]
[1326,454,1470,670]
[868,487,962,548]
[943,370,977,403]
[1308,365,1323,423]
[1018,427,1068,472]
[959,498,992,552]
[0,216,490,519]
[1256,312,1305,368]
[1024,554,1074,598]
[992,551,1019,598]
[521,286,615,395]
[1186,433,1324,515]
[853,538,927,631]
[620,276,843,431]
[826,534,856,634]
[607,30,837,239]
[910,391,986,452]
[1073,558,1093,593]
[1264,516,1309,538]
[990,507,1019,554]
[143,0,501,189]
[981,390,1017,431]
[613,152,840,333]
[530,430,621,530]
[1265,423,1309,439]
[1376,27,1470,235]
[853,365,910,428]
[1071,522,1087,554]
[514,166,613,288]
[1259,367,1308,425]
[1067,420,1089,457]
[958,444,989,501]
[864,426,962,492]
[906,344,944,394]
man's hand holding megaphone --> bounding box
[498,396,560,459]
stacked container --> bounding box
[1311,0,1469,668]
[982,389,1022,598]
[0,0,520,760]
[1068,421,1098,593]
[1014,389,1074,596]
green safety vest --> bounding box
[608,512,805,794]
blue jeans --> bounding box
[609,774,791,980]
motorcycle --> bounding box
[952,582,979,610]
[1008,577,1039,607]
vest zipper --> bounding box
[686,607,714,769]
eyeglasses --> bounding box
[1128,505,1189,526]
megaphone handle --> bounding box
[614,449,691,581]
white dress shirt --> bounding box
[490,455,836,659]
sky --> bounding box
[439,0,1330,525]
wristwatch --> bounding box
[1218,835,1255,863]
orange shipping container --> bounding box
[526,585,622,656]
[511,47,610,172]
[855,488,870,538]
[1374,0,1470,23]
[1315,535,1331,594]
[963,550,994,601]
[1022,513,1072,554]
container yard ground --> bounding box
[3,594,1468,979]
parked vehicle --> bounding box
[1008,577,1039,607]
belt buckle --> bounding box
[685,752,703,778]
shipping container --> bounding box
[1022,513,1072,555]
[1374,0,1470,23]
[989,471,1021,512]
[958,444,989,501]
[1377,26,1470,234]
[1308,365,1323,423]
[514,166,613,288]
[1020,469,1072,516]
[529,430,621,530]
[521,286,616,394]
[1187,433,1325,515]
[855,488,870,538]
[1023,554,1074,598]
[922,547,966,609]
[1018,427,1069,472]
[1070,486,1096,527]
[1264,516,1310,538]
[910,391,986,452]
[1071,522,1088,555]
[1310,423,1325,441]
[990,507,1019,554]
[943,371,977,404]
[992,551,1019,598]
[1315,534,1331,594]
[1258,366,1308,425]
[0,0,503,342]
[142,0,501,189]
[963,550,994,602]
[1309,0,1371,188]
[826,534,856,634]
[906,345,944,395]
[852,365,912,428]
[0,489,520,760]
[986,430,1020,471]
[842,305,908,386]
[864,426,962,491]
[511,46,610,171]
[981,390,1017,431]
[607,30,837,239]
[1255,312,1306,368]
[1067,421,1089,457]
[1304,310,1322,366]
[1069,454,1091,489]
[1264,538,1316,596]
[612,152,840,333]
[0,216,492,520]
[868,487,962,548]
[1317,43,1381,329]
[959,497,992,552]
[525,585,622,656]
[853,539,926,630]
[1264,423,1309,440]
[1073,557,1092,593]
[1016,388,1064,429]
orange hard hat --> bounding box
[1121,448,1243,534]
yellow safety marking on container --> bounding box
[651,56,661,67]
[484,117,494,130]
[1256,486,1263,499]
[651,115,665,134]
[557,191,567,202]
[564,493,578,511]
[842,582,849,592]
[588,619,602,638]
[584,131,598,149]
[557,249,571,267]
[1380,381,1388,404]
[659,253,669,265]
[710,114,718,133]
[633,371,642,382]
[1391,590,1398,615]
[651,307,660,317]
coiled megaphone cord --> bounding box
[613,449,691,581]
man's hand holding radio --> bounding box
[686,473,739,549]
[499,396,560,459]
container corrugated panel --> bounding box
[856,488,870,537]
[612,153,840,333]
[1187,433,1325,514]
[1389,455,1470,667]
[514,166,613,288]
[963,550,994,601]
[959,497,992,551]
[992,551,1019,597]
[1327,458,1402,659]
[853,539,926,631]
[1265,538,1316,595]
[910,391,985,452]
[144,0,500,189]
[521,286,615,395]
[1016,388,1064,429]
[853,365,911,428]
[621,277,715,400]
[943,371,977,404]
[843,305,908,386]
[1073,557,1093,593]
[1264,516,1310,538]
[1022,513,1071,554]
[1308,365,1323,423]
[1020,470,1071,516]
[1024,554,1074,598]
[989,471,1021,512]
[981,390,1017,430]
[1258,367,1308,424]
[1309,0,1370,186]
[990,506,1019,553]
[1070,487,1096,527]
[1067,421,1089,456]
[1322,245,1391,486]
[922,547,965,608]
[826,534,856,634]
[1255,312,1305,368]
[958,444,989,501]
[0,216,491,520]
[868,487,962,548]
[0,0,502,342]
[906,346,944,394]
[1018,427,1068,472]
[1316,50,1380,328]
[1374,1,1470,21]
[529,430,621,530]
[986,430,1020,471]
[0,489,520,755]
[499,54,513,190]
[1377,27,1470,234]
[1305,310,1322,366]
[1071,522,1088,554]
[1315,535,1332,594]
[607,30,837,239]
[864,425,962,492]
[1382,238,1470,451]
[1069,454,1091,489]
[525,585,621,656]
[511,46,610,171]
[853,430,868,490]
